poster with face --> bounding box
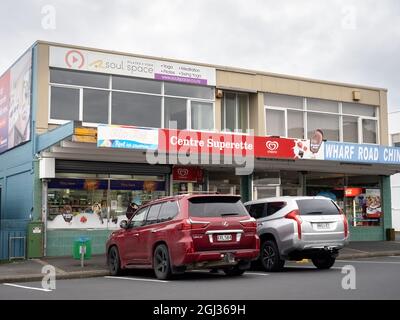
[0,50,31,153]
[365,189,382,218]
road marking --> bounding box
[104,276,169,283]
[285,265,342,270]
[246,272,269,276]
[337,259,400,265]
[3,283,52,292]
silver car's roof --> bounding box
[244,196,334,205]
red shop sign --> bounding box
[173,166,203,182]
[345,188,363,197]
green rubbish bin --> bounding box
[73,236,92,260]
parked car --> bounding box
[107,194,260,279]
[244,196,349,271]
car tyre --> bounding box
[223,266,246,276]
[312,255,336,269]
[153,244,172,280]
[260,240,285,272]
[108,246,123,276]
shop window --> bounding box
[222,92,249,132]
[307,98,339,113]
[342,102,377,117]
[343,116,358,143]
[191,101,214,130]
[164,97,187,129]
[50,68,109,88]
[158,201,179,222]
[112,75,161,94]
[82,89,109,123]
[46,178,166,230]
[265,109,285,136]
[164,82,214,100]
[307,112,339,141]
[362,119,377,144]
[264,93,303,110]
[287,110,304,139]
[112,92,162,127]
[50,86,80,121]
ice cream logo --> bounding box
[177,168,189,177]
[265,140,279,152]
[310,129,324,154]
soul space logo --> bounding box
[265,140,279,152]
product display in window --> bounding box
[47,178,166,229]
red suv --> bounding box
[106,194,260,279]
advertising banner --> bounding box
[97,125,400,166]
[0,50,32,154]
[49,46,216,86]
[173,166,203,182]
[97,124,158,150]
[324,141,400,165]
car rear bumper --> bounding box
[179,249,259,269]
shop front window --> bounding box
[208,170,240,195]
[46,176,166,230]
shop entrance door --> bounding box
[253,186,279,199]
[281,187,301,196]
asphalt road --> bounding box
[1,256,400,300]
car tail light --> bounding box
[285,210,302,239]
[239,217,257,228]
[177,219,210,230]
[340,209,349,238]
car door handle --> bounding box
[151,229,160,233]
[132,233,139,237]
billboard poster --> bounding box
[365,189,382,219]
[49,46,216,86]
[0,50,32,154]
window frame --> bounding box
[264,94,380,144]
[222,92,250,133]
[48,69,215,131]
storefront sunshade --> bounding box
[55,160,171,175]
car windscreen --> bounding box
[296,199,340,215]
[189,196,249,217]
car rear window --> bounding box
[189,196,249,217]
[296,199,340,215]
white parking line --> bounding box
[104,276,169,283]
[336,260,400,265]
[3,283,52,292]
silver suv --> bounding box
[244,196,349,271]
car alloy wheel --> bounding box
[260,240,285,272]
[108,246,122,276]
[153,244,172,280]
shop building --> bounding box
[389,110,400,231]
[0,41,397,259]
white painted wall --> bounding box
[389,110,400,231]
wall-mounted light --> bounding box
[216,89,223,99]
[352,90,361,101]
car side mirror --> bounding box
[120,220,128,229]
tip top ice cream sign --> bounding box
[49,46,216,86]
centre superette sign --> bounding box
[97,125,400,165]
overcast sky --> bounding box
[1,0,399,110]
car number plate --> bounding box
[217,234,232,241]
[316,223,330,230]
